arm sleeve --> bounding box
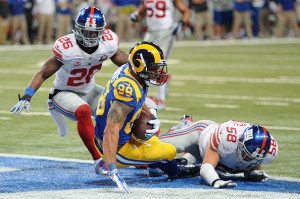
[200,163,220,186]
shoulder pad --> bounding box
[112,77,142,106]
[52,39,63,62]
[211,123,239,155]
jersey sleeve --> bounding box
[52,38,63,62]
[262,135,278,164]
[210,122,239,155]
[101,29,119,58]
[111,77,142,107]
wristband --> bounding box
[211,179,221,187]
[108,163,117,171]
[24,87,35,97]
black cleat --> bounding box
[169,164,200,179]
[175,158,188,165]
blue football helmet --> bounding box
[237,125,271,165]
[74,6,106,47]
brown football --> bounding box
[131,110,152,140]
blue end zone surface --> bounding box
[0,156,299,194]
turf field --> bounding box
[0,38,299,181]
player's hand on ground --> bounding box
[108,169,131,193]
[213,179,237,189]
[146,118,161,139]
[94,158,108,175]
[244,170,269,182]
[10,94,31,114]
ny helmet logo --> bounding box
[85,18,96,28]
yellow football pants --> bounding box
[97,136,177,168]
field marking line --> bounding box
[0,38,299,52]
[168,93,300,103]
[2,110,300,131]
[2,68,300,85]
[204,103,239,109]
[254,101,290,106]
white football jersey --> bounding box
[198,120,278,172]
[52,29,119,93]
[145,0,175,31]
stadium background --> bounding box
[0,39,299,197]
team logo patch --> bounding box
[99,55,108,62]
[74,60,81,66]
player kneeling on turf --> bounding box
[159,118,278,188]
[94,42,197,194]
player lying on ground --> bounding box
[157,116,278,188]
[10,6,128,174]
[94,42,198,193]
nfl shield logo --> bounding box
[74,60,81,66]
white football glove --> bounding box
[108,169,131,193]
[146,118,161,139]
[10,95,31,115]
[244,170,269,182]
[212,179,237,189]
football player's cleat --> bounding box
[94,158,108,175]
[149,168,165,177]
[168,115,193,132]
[128,41,168,86]
[175,157,188,165]
[237,125,271,165]
[169,164,200,179]
[74,6,106,47]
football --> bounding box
[131,110,152,141]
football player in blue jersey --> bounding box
[94,41,197,193]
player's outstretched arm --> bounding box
[103,100,133,193]
[174,0,191,26]
[10,57,62,114]
[200,144,237,188]
[111,49,129,67]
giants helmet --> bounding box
[74,6,106,47]
[237,125,271,165]
[128,41,168,86]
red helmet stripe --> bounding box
[258,127,267,154]
[89,7,95,25]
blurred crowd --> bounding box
[0,0,299,45]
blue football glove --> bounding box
[108,169,131,193]
[146,118,161,139]
[10,94,31,114]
